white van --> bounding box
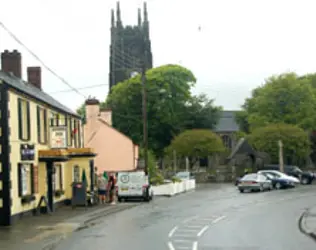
[117,171,153,202]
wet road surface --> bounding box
[52,184,316,250]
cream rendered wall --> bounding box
[8,90,49,215]
[8,90,81,215]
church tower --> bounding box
[109,2,153,91]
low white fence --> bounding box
[152,179,196,197]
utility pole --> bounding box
[142,47,148,176]
[278,140,284,173]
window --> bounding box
[18,163,34,196]
[53,164,63,191]
[37,106,47,144]
[221,135,232,149]
[67,116,72,147]
[73,165,80,182]
[17,98,30,141]
[77,120,82,147]
[73,119,78,148]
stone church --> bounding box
[109,2,153,91]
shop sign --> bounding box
[50,126,67,149]
[20,144,35,161]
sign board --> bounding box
[50,126,67,149]
[20,144,35,161]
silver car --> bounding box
[238,173,272,193]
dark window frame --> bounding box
[18,163,35,197]
[17,98,31,141]
[67,117,73,147]
[36,106,48,144]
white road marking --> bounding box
[194,218,214,222]
[173,239,192,243]
[197,225,209,237]
[212,215,226,224]
[172,234,197,238]
[177,229,200,233]
[192,241,198,250]
[168,226,178,237]
[183,216,198,223]
[168,242,175,250]
[184,225,203,229]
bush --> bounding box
[171,177,182,183]
[150,173,165,185]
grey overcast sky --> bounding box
[1,0,316,112]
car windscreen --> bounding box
[241,174,257,181]
[176,172,189,178]
[293,167,303,173]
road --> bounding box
[53,184,316,250]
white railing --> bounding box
[152,179,196,197]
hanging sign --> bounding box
[50,126,67,149]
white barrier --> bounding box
[152,179,196,197]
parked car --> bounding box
[173,171,195,180]
[238,173,273,193]
[258,171,296,189]
[260,164,314,185]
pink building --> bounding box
[84,98,139,173]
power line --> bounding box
[0,21,87,98]
[49,83,108,94]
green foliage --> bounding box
[139,148,164,185]
[248,123,311,164]
[233,131,247,140]
[171,177,182,183]
[167,129,225,159]
[235,111,250,133]
[106,64,221,155]
[241,73,316,131]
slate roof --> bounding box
[214,110,240,132]
[0,71,79,117]
[226,138,256,160]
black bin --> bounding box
[71,182,87,208]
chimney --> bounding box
[27,67,42,89]
[1,49,22,78]
[100,108,112,126]
[85,98,100,125]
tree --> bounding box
[167,129,225,167]
[184,94,222,130]
[106,64,221,155]
[240,73,316,131]
[247,123,311,165]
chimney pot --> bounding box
[27,67,42,90]
[1,49,22,78]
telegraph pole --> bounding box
[142,47,148,176]
[278,140,284,173]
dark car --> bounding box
[260,164,314,185]
[260,172,295,189]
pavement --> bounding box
[0,202,139,250]
[2,183,316,250]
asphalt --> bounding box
[2,183,316,250]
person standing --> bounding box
[108,173,116,205]
[97,175,107,204]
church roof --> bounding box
[214,110,240,132]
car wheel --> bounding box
[239,189,244,193]
[302,178,309,185]
[275,182,281,190]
